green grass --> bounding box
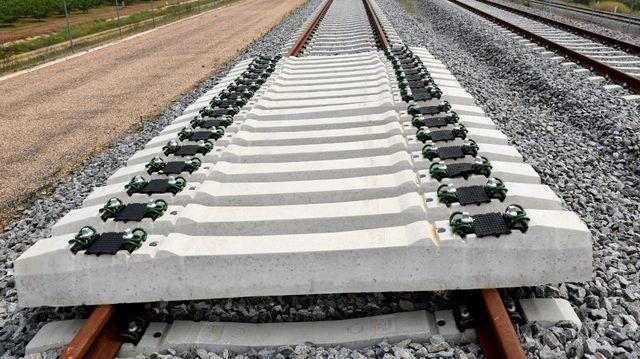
[1,0,234,64]
[397,0,417,14]
[593,0,631,13]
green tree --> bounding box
[28,0,56,20]
[0,0,23,24]
[50,0,70,14]
[75,0,102,12]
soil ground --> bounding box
[0,0,183,44]
[0,0,306,227]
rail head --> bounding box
[475,0,640,56]
[449,0,640,93]
[287,0,334,57]
[288,0,389,56]
[362,0,390,49]
[530,0,640,24]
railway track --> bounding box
[528,0,640,29]
[448,0,640,92]
[17,0,591,357]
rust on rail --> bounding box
[288,0,334,57]
[449,0,640,93]
[474,289,526,359]
[362,0,390,49]
[62,304,123,359]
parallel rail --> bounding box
[449,0,640,92]
[287,0,334,56]
[477,0,640,55]
[476,289,526,359]
[528,0,640,27]
[363,0,390,49]
[62,305,121,359]
[289,0,390,57]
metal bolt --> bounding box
[506,205,519,218]
[461,213,474,224]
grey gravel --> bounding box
[0,0,322,357]
[150,292,452,325]
[112,339,481,359]
[6,0,640,357]
[497,0,640,45]
[376,0,640,357]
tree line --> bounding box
[1,0,141,24]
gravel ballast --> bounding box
[496,0,640,46]
[0,1,322,356]
[6,0,640,357]
[376,0,640,357]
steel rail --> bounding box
[287,0,334,57]
[529,0,640,25]
[474,289,526,359]
[449,0,640,92]
[474,0,640,56]
[362,0,390,49]
[62,304,123,359]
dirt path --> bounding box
[0,0,305,224]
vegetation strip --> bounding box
[1,0,237,75]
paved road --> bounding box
[0,0,306,224]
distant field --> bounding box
[0,0,233,74]
[0,0,173,44]
[556,0,640,15]
[0,0,307,228]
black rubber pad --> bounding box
[200,119,227,128]
[437,146,465,160]
[225,91,248,99]
[230,85,249,93]
[139,180,170,194]
[429,130,455,142]
[401,64,419,71]
[189,132,214,141]
[235,79,255,86]
[243,72,261,80]
[411,89,432,102]
[84,232,124,255]
[472,213,512,237]
[161,162,188,174]
[208,109,231,117]
[446,163,476,179]
[114,203,148,222]
[403,67,422,75]
[409,80,429,88]
[174,145,202,156]
[416,105,443,115]
[457,186,491,206]
[422,117,448,128]
[218,99,242,107]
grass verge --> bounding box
[1,0,238,75]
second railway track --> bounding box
[449,0,640,92]
[14,0,592,357]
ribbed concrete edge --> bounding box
[25,299,581,356]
